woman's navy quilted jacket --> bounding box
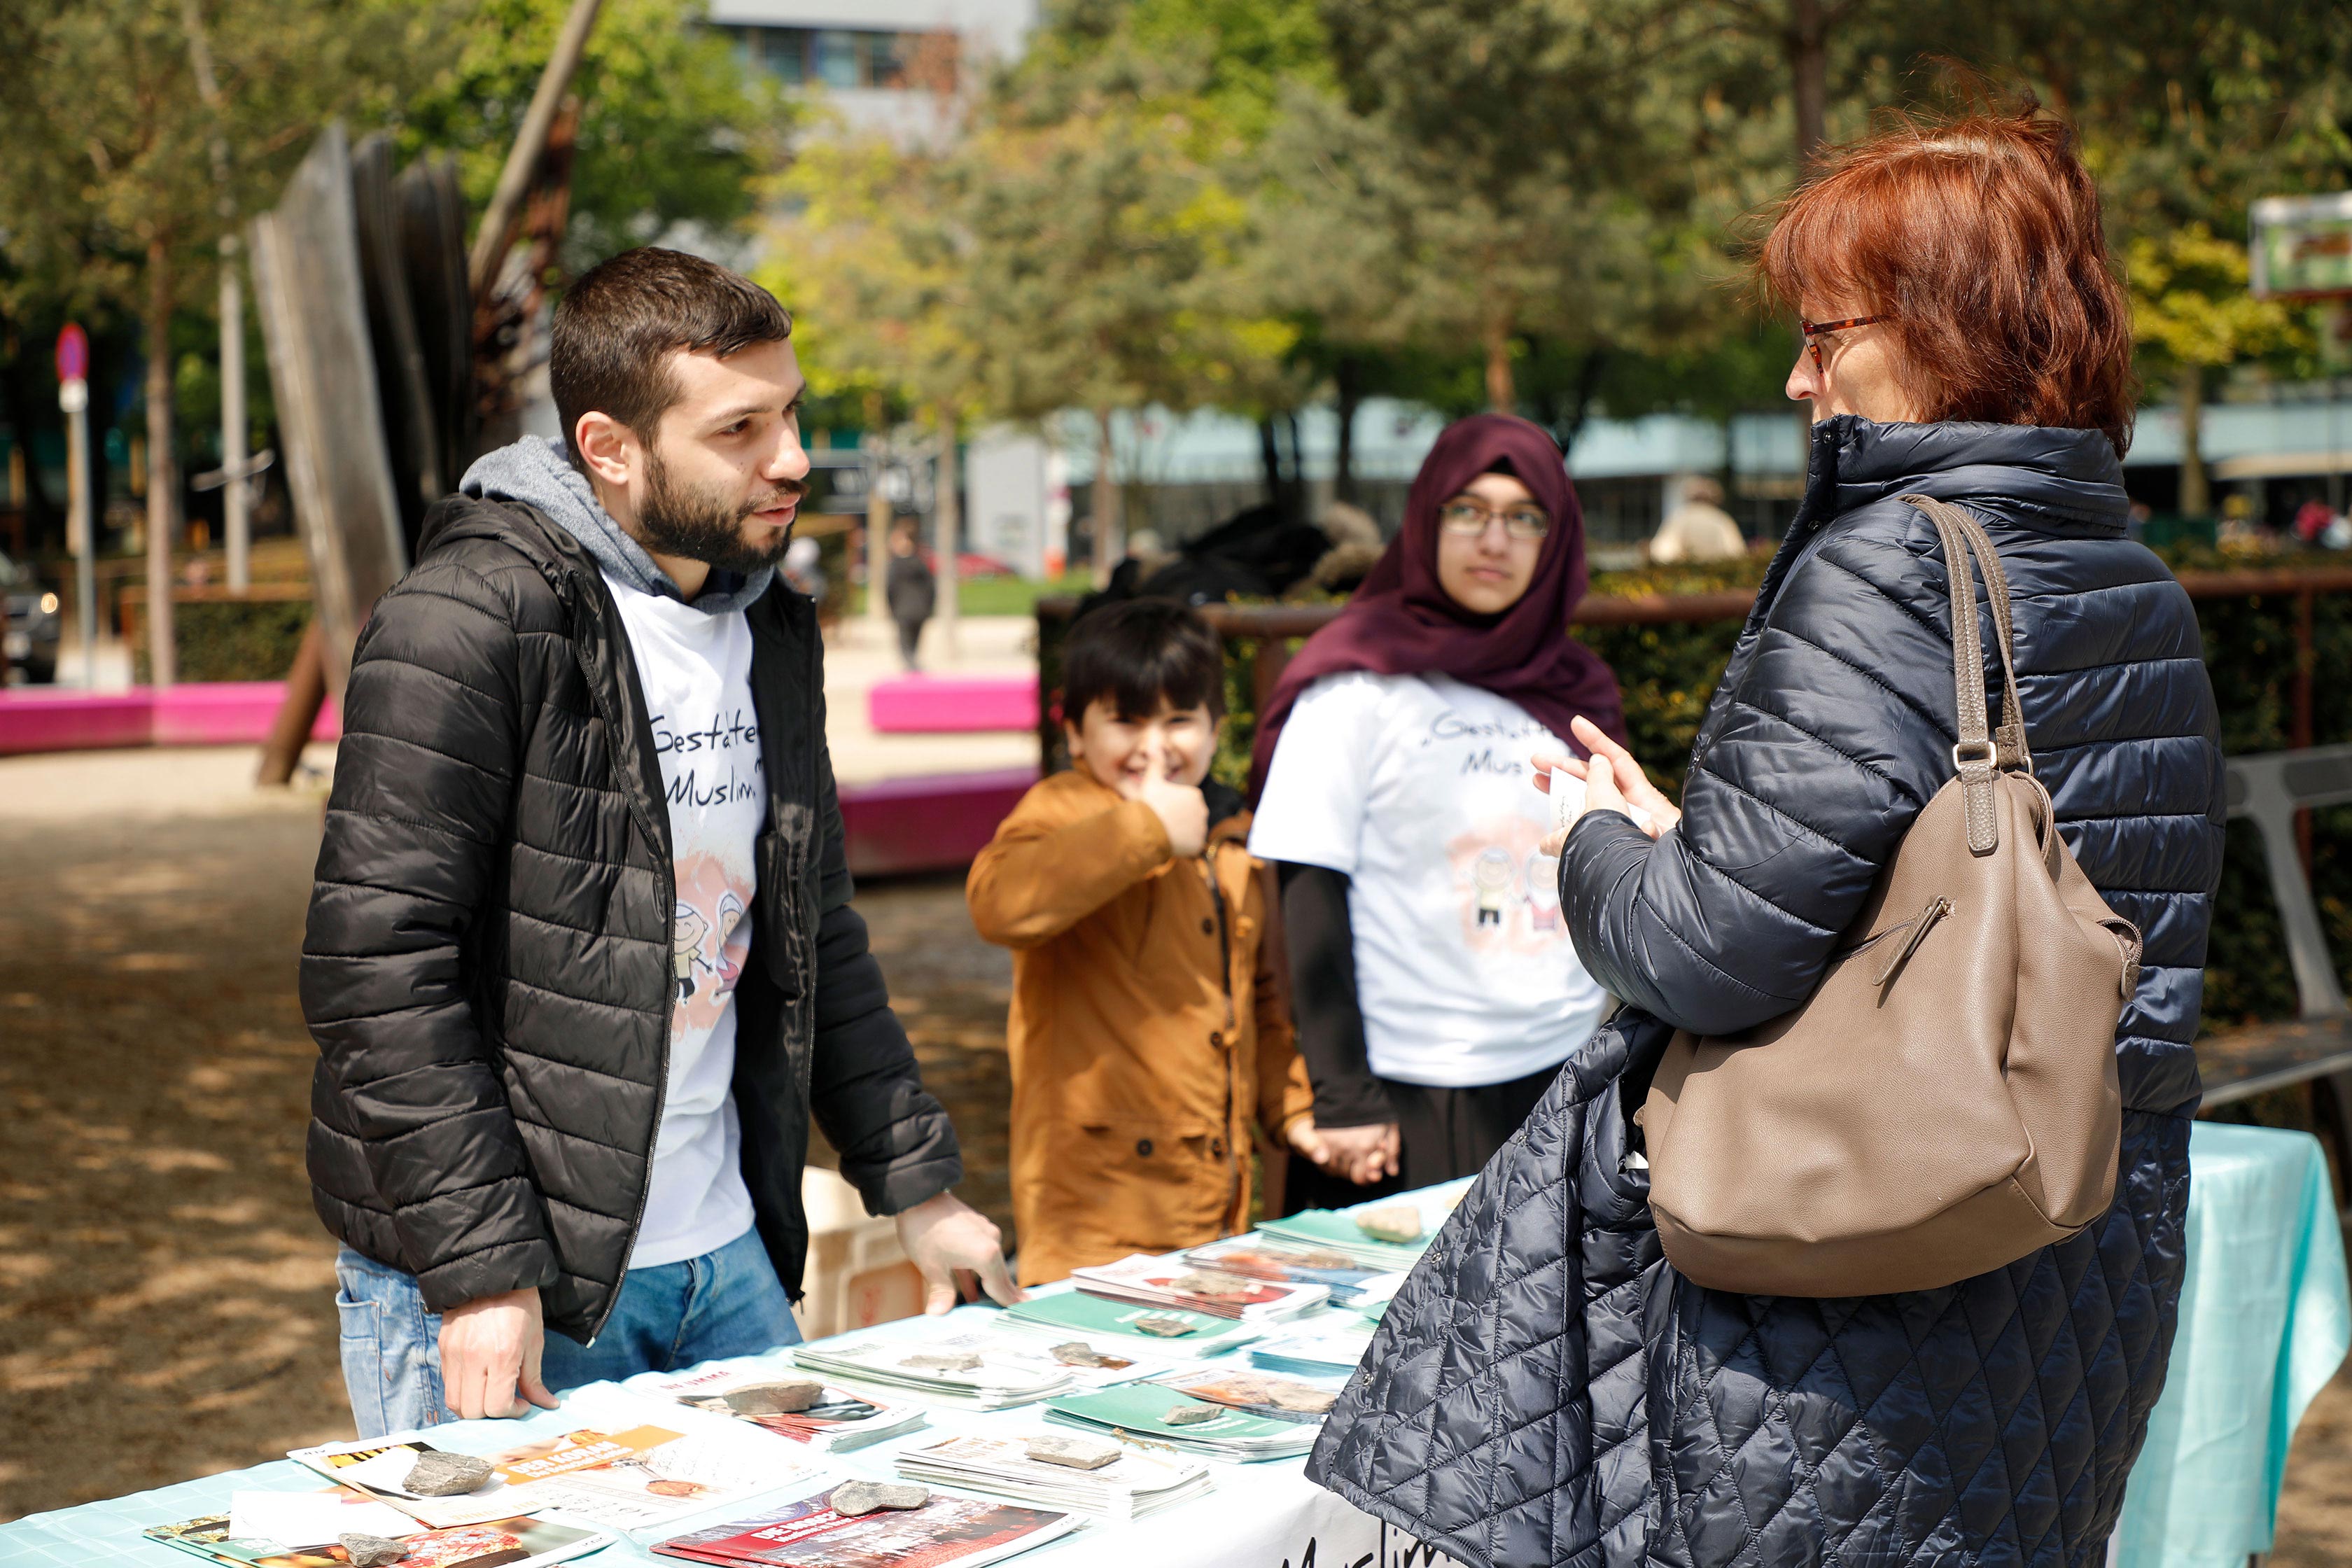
[1308,417,2225,1567]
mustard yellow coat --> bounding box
[967,768,1312,1284]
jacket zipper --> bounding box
[556,569,676,1348]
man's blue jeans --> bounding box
[335,1228,803,1438]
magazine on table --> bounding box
[225,1488,417,1546]
[792,1320,1163,1408]
[1252,1177,1476,1270]
[1248,1322,1380,1379]
[997,1292,1262,1360]
[144,1511,611,1568]
[1180,1236,1406,1309]
[650,1483,1077,1568]
[1042,1382,1320,1460]
[1149,1365,1345,1427]
[891,1429,1212,1520]
[629,1363,930,1452]
[1068,1254,1329,1322]
[288,1420,817,1534]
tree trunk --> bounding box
[1482,316,1515,413]
[144,238,178,688]
[1555,349,1609,458]
[1280,411,1306,526]
[1334,356,1362,505]
[1788,0,1828,170]
[2178,367,2209,519]
[932,405,960,662]
[1091,405,1121,587]
[1258,416,1284,516]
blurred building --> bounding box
[1048,388,2352,567]
[709,0,1036,145]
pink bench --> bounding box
[867,675,1038,734]
[836,765,1037,876]
[0,682,340,756]
[2,682,1027,877]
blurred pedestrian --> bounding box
[1248,414,1628,1205]
[300,248,1014,1438]
[884,519,934,670]
[1312,104,2225,1568]
[2294,496,2335,545]
[967,598,1322,1282]
[1647,475,1746,563]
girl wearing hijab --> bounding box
[1247,414,1628,1200]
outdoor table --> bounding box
[8,1129,2342,1568]
[2113,1121,2352,1568]
[0,1295,1427,1568]
[0,1385,1415,1568]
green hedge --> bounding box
[1040,551,2352,1037]
[135,598,314,684]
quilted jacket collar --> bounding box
[1800,415,2130,534]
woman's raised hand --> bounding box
[1532,717,1681,853]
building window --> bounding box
[759,27,806,84]
[811,29,858,87]
[728,24,916,90]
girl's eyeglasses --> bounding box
[1438,500,1550,540]
[1800,315,1893,371]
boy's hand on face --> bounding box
[1128,733,1208,858]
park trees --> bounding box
[0,0,780,597]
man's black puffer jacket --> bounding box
[1310,417,2225,1567]
[301,498,960,1345]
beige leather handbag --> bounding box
[1637,495,2140,1298]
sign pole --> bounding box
[57,325,95,687]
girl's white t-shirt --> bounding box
[1247,671,1609,1088]
[607,574,764,1269]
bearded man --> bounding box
[302,248,1017,1434]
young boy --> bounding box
[968,598,1322,1284]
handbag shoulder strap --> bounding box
[1900,494,2031,855]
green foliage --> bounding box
[2128,225,2309,377]
[1043,559,2352,1033]
[135,596,313,682]
[393,0,788,270]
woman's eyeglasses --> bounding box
[1438,500,1550,540]
[1800,314,1893,370]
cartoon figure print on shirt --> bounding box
[672,855,754,1026]
[1448,817,1563,951]
[651,699,761,1032]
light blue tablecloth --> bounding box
[2115,1121,2351,1568]
[0,1313,1399,1568]
[6,1141,2343,1568]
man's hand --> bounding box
[897,1191,1024,1315]
[1534,716,1681,855]
[1310,1121,1401,1185]
[438,1286,561,1422]
[1122,734,1208,858]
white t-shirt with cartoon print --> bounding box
[607,574,765,1268]
[1248,671,1610,1088]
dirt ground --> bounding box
[0,762,1016,1522]
[4,752,2351,1564]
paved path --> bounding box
[819,614,1039,785]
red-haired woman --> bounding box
[1312,106,2225,1568]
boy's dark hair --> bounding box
[1060,598,1226,724]
[550,247,792,458]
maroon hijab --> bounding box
[1250,412,1628,794]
